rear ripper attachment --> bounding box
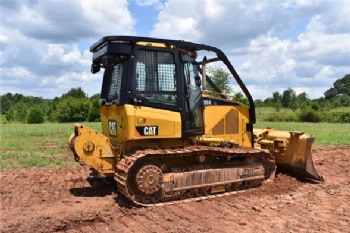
[69,124,117,178]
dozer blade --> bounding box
[254,128,324,182]
[275,136,324,181]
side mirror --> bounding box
[91,63,100,74]
[195,76,201,87]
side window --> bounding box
[101,63,122,104]
[134,50,177,106]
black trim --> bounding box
[92,43,132,63]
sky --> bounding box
[1,0,349,100]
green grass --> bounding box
[255,121,350,147]
[1,121,349,169]
[0,122,101,169]
[256,106,350,123]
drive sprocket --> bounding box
[135,165,162,195]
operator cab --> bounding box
[91,37,204,137]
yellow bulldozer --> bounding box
[69,36,323,206]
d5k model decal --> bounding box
[136,126,158,136]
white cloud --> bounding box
[80,0,136,37]
[12,66,34,78]
[0,0,135,98]
[0,34,8,43]
[136,0,159,6]
[56,71,97,87]
[41,44,90,66]
[149,0,349,99]
[0,0,136,42]
[301,1,350,34]
[0,0,349,100]
[151,0,200,40]
[203,0,224,18]
[235,36,293,84]
[292,31,350,66]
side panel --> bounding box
[131,105,182,139]
[203,105,252,147]
[100,104,126,146]
[100,104,182,147]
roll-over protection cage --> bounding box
[89,35,256,125]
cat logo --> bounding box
[136,126,158,136]
[108,120,117,137]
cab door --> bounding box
[182,55,204,136]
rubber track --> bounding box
[115,145,275,207]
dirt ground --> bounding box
[1,146,349,233]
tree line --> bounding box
[253,74,350,123]
[0,74,349,124]
[255,74,350,111]
[0,87,100,124]
[207,68,349,123]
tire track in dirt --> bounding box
[1,146,349,233]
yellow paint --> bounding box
[203,103,252,147]
[136,41,197,57]
[70,124,116,177]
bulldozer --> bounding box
[69,36,323,206]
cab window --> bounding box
[134,50,177,106]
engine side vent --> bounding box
[212,109,239,135]
[213,119,224,135]
[225,109,238,134]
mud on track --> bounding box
[1,146,349,233]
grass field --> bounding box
[255,121,350,146]
[0,121,349,169]
[255,107,296,121]
[0,122,101,169]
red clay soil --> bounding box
[1,146,349,233]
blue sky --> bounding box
[129,0,159,35]
[1,0,349,100]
